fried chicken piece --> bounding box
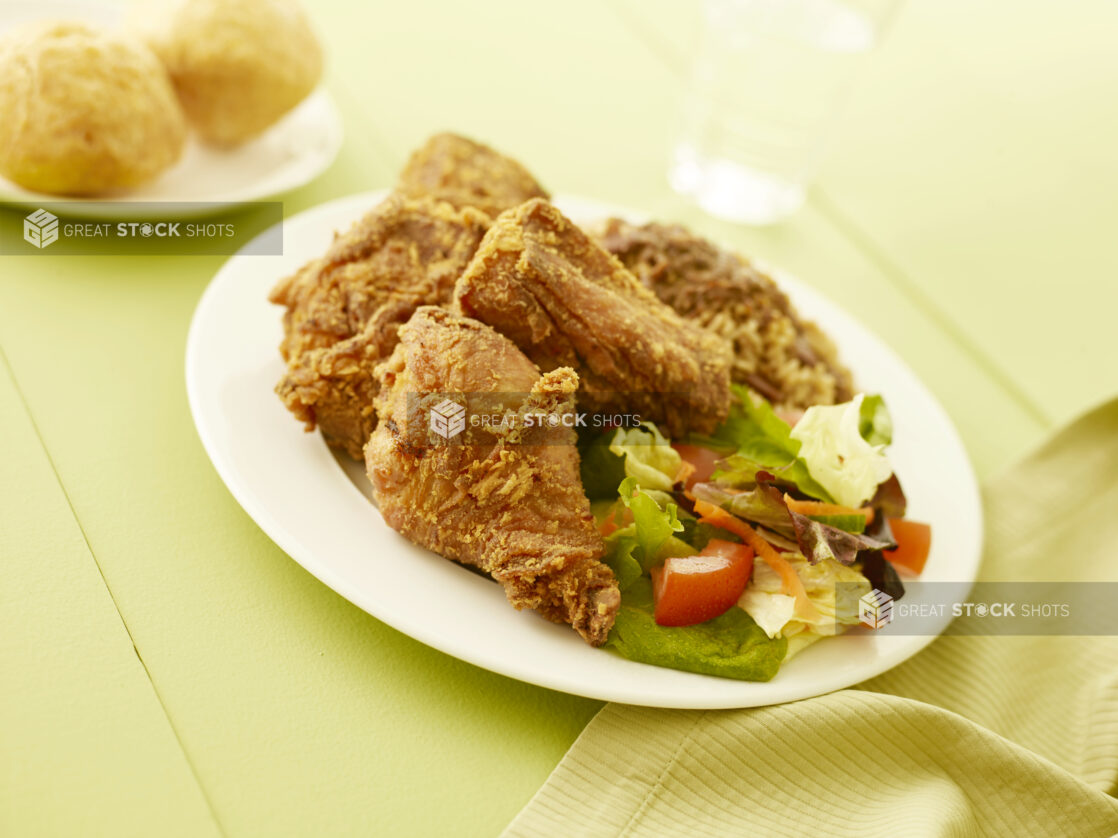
[453,199,732,437]
[269,194,489,458]
[396,132,549,218]
[365,307,619,645]
[595,219,854,409]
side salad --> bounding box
[580,386,932,682]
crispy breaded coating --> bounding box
[269,195,489,458]
[396,132,549,218]
[595,219,854,409]
[365,307,619,645]
[453,199,732,437]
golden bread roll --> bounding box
[149,0,324,147]
[0,21,186,195]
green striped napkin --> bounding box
[504,399,1118,837]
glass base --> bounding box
[670,148,806,225]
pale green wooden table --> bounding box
[3,1,1116,835]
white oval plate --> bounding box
[186,190,982,709]
[0,0,343,218]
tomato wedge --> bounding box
[884,518,932,574]
[671,443,725,489]
[651,539,754,627]
[692,499,821,622]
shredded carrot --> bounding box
[694,499,820,622]
[675,460,696,486]
[783,495,875,526]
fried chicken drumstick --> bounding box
[365,306,620,645]
[453,199,733,437]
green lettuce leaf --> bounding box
[709,453,769,488]
[858,394,893,446]
[692,386,834,502]
[597,471,706,591]
[609,423,681,492]
[601,536,643,592]
[735,588,797,639]
[606,579,787,682]
[615,476,689,572]
[790,394,893,508]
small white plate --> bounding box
[186,191,983,709]
[0,0,343,218]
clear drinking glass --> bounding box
[670,0,897,224]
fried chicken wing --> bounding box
[365,306,619,645]
[595,219,853,409]
[269,194,489,458]
[396,132,549,218]
[453,199,732,437]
